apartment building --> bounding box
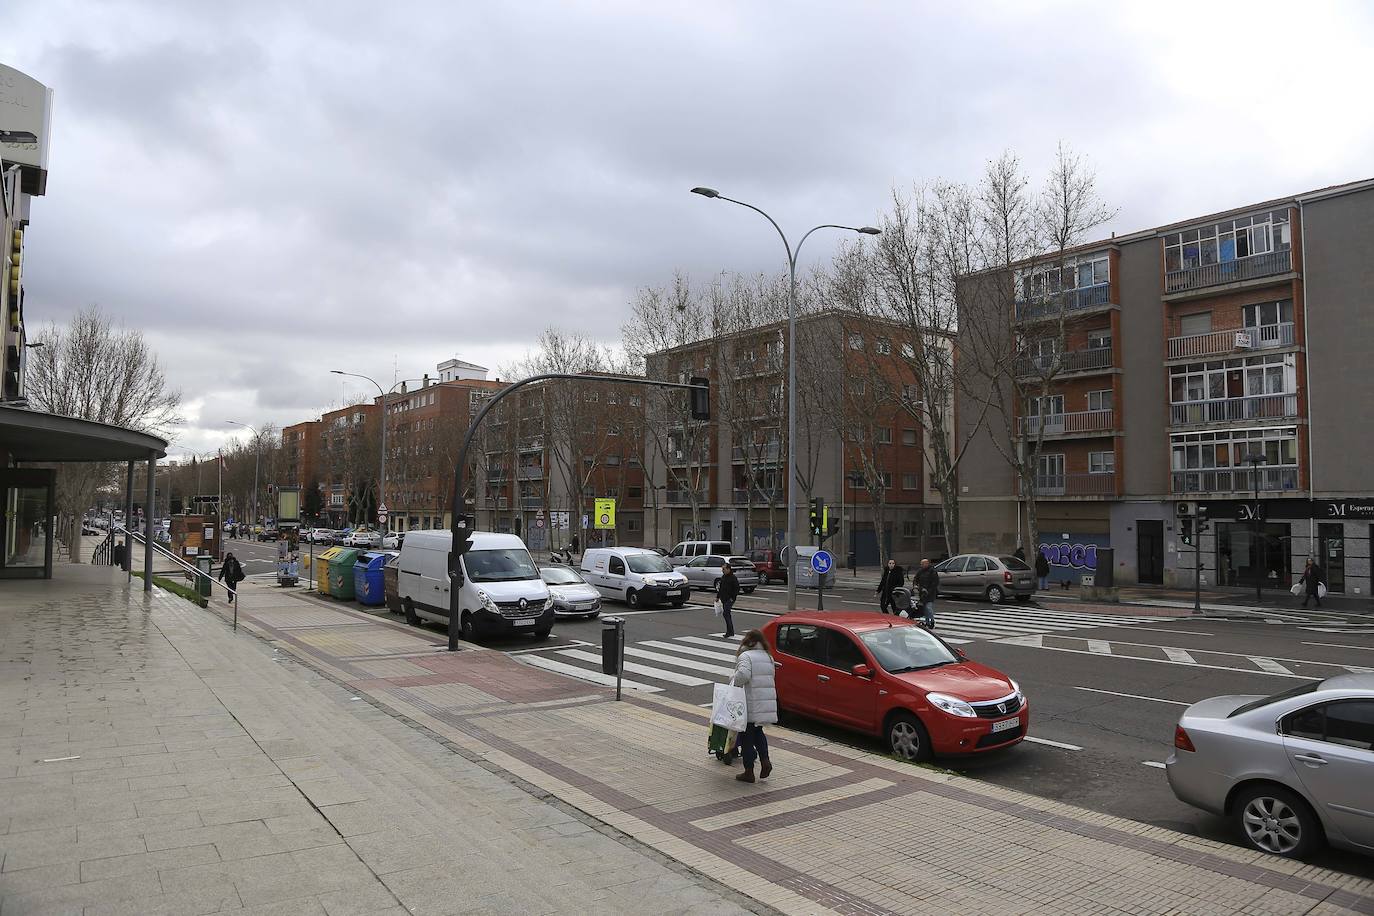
[958,177,1374,595]
[281,420,321,495]
[317,401,381,527]
[644,311,947,564]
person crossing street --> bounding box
[913,558,939,629]
[876,558,906,614]
[717,563,740,639]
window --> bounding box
[1163,209,1292,273]
[902,473,918,490]
[609,557,625,575]
[902,428,918,446]
[849,428,866,443]
[1179,312,1213,337]
[901,384,918,402]
[1281,701,1374,751]
[607,455,622,466]
[939,556,968,573]
[629,396,642,408]
[1089,451,1115,475]
[626,517,642,532]
[822,629,867,671]
[880,472,892,488]
[1088,330,1111,351]
[876,337,892,355]
[1026,395,1065,417]
[902,520,920,538]
[1037,453,1065,480]
[1018,253,1110,301]
[777,624,823,663]
[965,556,989,572]
[929,519,945,537]
[901,342,915,358]
[1242,299,1295,329]
[877,428,892,444]
[848,333,864,351]
[627,486,642,498]
[852,379,866,396]
[1088,389,1113,412]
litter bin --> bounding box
[1093,548,1114,588]
[315,547,342,596]
[789,546,835,589]
[383,553,401,615]
[354,552,388,606]
[601,616,624,674]
[195,554,214,599]
[327,547,362,600]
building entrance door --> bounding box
[0,469,56,579]
[1136,520,1164,585]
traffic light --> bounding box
[809,498,831,541]
[689,376,710,421]
[1179,518,1193,546]
[449,513,476,586]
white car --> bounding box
[382,532,403,550]
[347,529,382,548]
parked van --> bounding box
[396,530,553,641]
[666,540,733,567]
[582,547,690,609]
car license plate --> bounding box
[513,618,535,627]
[665,590,680,597]
[991,717,1019,733]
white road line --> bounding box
[680,635,741,649]
[1090,625,1214,636]
[518,655,664,692]
[1302,641,1374,651]
[505,640,593,655]
[1141,761,1167,770]
[557,649,711,687]
[1086,640,1112,654]
[996,640,1314,680]
[623,647,736,677]
[1035,635,1353,670]
[1163,647,1196,664]
[639,640,739,663]
[1024,736,1083,751]
[935,618,1085,634]
[1073,686,1190,707]
[1248,657,1294,676]
[1345,665,1374,674]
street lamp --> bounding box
[227,421,261,530]
[1245,453,1267,606]
[691,186,879,610]
[329,371,426,532]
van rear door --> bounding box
[419,546,449,611]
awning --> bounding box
[0,404,168,462]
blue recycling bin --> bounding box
[354,552,389,606]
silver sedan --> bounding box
[680,555,758,594]
[539,564,601,619]
[1165,673,1374,859]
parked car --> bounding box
[748,548,787,585]
[256,526,279,542]
[665,540,734,567]
[581,547,689,609]
[763,612,1027,761]
[1166,674,1374,859]
[539,564,601,618]
[933,554,1035,604]
[347,528,382,548]
[680,555,759,594]
[382,531,403,550]
[330,528,353,546]
[397,530,553,641]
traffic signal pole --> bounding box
[447,373,710,652]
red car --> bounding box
[748,549,787,585]
[762,612,1028,761]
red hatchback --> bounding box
[762,612,1028,761]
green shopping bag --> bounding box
[708,723,738,756]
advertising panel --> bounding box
[0,64,53,191]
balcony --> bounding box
[519,438,544,453]
[1169,393,1298,427]
[1015,346,1113,378]
[731,487,783,505]
[732,443,782,463]
[1014,284,1111,321]
[1168,323,1296,360]
[1020,409,1115,438]
[517,466,543,480]
[520,497,544,509]
[1165,249,1292,295]
[1171,466,1300,495]
[1028,473,1117,498]
[665,488,709,505]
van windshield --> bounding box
[627,554,673,573]
[464,548,539,582]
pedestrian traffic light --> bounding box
[1179,518,1193,546]
[809,498,830,539]
[689,376,710,421]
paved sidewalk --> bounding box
[0,566,755,915]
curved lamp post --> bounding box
[226,421,261,529]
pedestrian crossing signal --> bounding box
[1180,518,1193,546]
[808,498,832,541]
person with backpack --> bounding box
[876,558,906,614]
[731,629,777,784]
[219,552,245,603]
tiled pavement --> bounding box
[4,569,1374,915]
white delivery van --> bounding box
[581,547,690,609]
[396,530,553,641]
[666,540,733,567]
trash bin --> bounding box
[383,553,401,615]
[354,552,388,606]
[195,555,214,599]
[327,547,362,600]
[315,547,342,596]
[601,616,624,674]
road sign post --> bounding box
[811,549,833,612]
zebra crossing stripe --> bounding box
[679,635,741,649]
[519,654,663,692]
[622,647,736,678]
[557,649,711,687]
[1249,657,1294,676]
[1163,647,1196,664]
[639,640,739,662]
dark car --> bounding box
[748,549,787,585]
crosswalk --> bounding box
[927,606,1168,645]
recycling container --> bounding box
[383,553,401,615]
[315,547,343,596]
[196,555,214,599]
[354,552,388,606]
[326,547,362,600]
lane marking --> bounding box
[557,649,711,687]
[1249,657,1294,676]
[1023,635,1361,670]
[1142,761,1167,770]
[1163,647,1196,664]
[1086,640,1112,654]
[518,655,663,692]
[996,640,1315,680]
[1024,736,1083,751]
[1302,641,1374,651]
[1072,686,1191,707]
[623,647,736,678]
[680,635,742,649]
[504,640,593,655]
[639,640,739,663]
[1089,625,1214,636]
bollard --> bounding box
[601,616,625,700]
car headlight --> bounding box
[543,596,555,611]
[1010,679,1024,702]
[552,597,569,609]
[927,692,977,718]
[477,590,498,612]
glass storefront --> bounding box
[1215,521,1290,590]
[0,470,55,578]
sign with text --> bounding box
[0,64,53,188]
[594,498,616,530]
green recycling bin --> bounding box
[326,547,361,600]
[195,555,214,599]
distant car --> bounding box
[539,564,601,619]
[347,529,382,548]
[764,612,1027,761]
[666,540,734,567]
[256,527,279,542]
[748,548,787,585]
[1166,674,1374,859]
[382,531,403,550]
[680,555,759,594]
[331,528,353,546]
[933,554,1035,604]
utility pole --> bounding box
[1246,455,1266,606]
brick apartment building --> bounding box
[281,420,321,497]
[958,177,1374,595]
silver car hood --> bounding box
[548,583,599,601]
[1182,695,1263,721]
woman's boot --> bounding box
[735,767,755,783]
[758,759,772,780]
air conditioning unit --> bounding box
[1176,501,1195,518]
[1234,331,1254,350]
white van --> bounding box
[581,547,690,609]
[397,530,553,641]
[666,540,734,567]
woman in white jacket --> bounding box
[733,630,777,783]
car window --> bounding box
[859,627,959,673]
[670,543,685,557]
[711,542,732,555]
[1283,705,1325,741]
[776,624,823,663]
[706,556,725,568]
[1326,701,1374,750]
[941,557,968,573]
[608,557,625,575]
[1229,681,1322,717]
[687,557,707,568]
[966,557,989,573]
[690,543,704,556]
[823,629,867,671]
[1000,556,1032,571]
[728,557,754,570]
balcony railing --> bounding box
[1169,393,1298,426]
[1029,472,1117,497]
[1015,284,1111,321]
[1168,322,1295,360]
[732,443,782,463]
[665,489,709,505]
[520,497,544,509]
[1171,467,1300,494]
[1015,346,1113,377]
[517,466,543,480]
[1020,408,1115,437]
[1165,249,1292,294]
[731,487,783,505]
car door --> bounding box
[704,555,726,590]
[683,556,709,588]
[771,623,825,716]
[813,628,879,731]
[1280,699,1374,850]
[938,556,968,595]
[605,555,628,600]
[963,556,990,597]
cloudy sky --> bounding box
[6,0,1373,456]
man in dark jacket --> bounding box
[1299,557,1325,608]
[876,558,906,614]
[718,564,741,638]
[1034,551,1051,590]
[912,558,939,629]
[218,553,245,603]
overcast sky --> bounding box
[6,0,1372,456]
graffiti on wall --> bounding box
[1037,533,1109,583]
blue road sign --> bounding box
[811,549,833,574]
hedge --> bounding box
[132,571,210,608]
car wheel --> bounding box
[886,712,932,763]
[986,584,1006,604]
[402,598,420,626]
[1234,784,1322,858]
[671,599,685,608]
[459,612,477,643]
[758,573,770,586]
[743,587,755,594]
[626,589,641,609]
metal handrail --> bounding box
[115,525,242,629]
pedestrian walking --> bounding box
[717,564,740,639]
[1034,551,1050,591]
[570,534,580,560]
[1299,557,1325,608]
[913,558,939,629]
[876,558,906,614]
[219,552,245,603]
[732,629,777,784]
[1014,546,1026,562]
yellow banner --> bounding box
[594,498,616,530]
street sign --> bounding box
[377,508,388,524]
[810,550,833,575]
[581,514,589,530]
[594,498,616,530]
[535,515,545,529]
